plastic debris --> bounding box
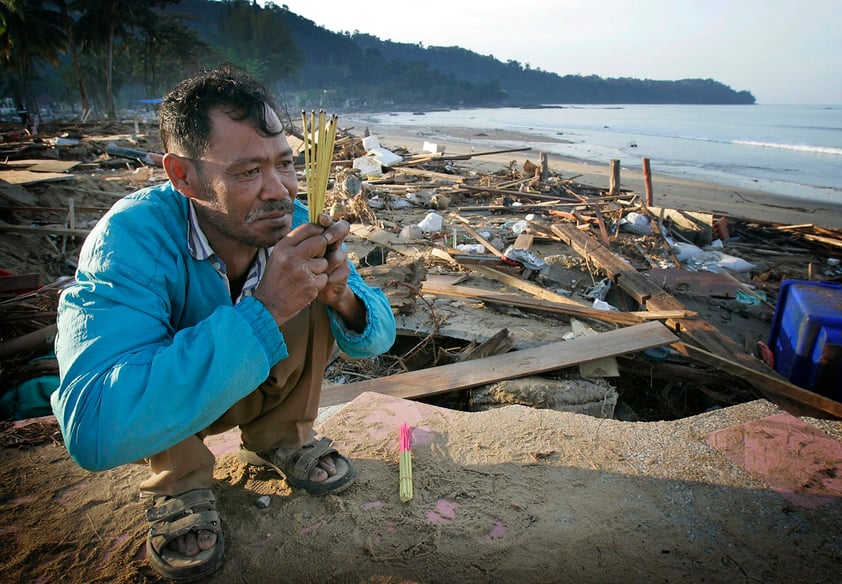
[418,212,443,233]
[501,245,546,270]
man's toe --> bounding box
[197,529,217,551]
[318,455,337,476]
[174,533,199,557]
[309,466,329,482]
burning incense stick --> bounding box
[301,109,338,223]
[399,423,413,502]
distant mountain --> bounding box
[170,1,756,108]
[348,34,756,106]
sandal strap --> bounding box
[146,488,217,523]
[148,510,221,554]
[280,437,338,480]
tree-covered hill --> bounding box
[1,0,754,120]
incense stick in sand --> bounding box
[301,109,338,223]
[399,423,413,502]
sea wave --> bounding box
[733,140,842,156]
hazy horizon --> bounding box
[266,0,842,106]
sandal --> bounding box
[145,488,225,582]
[238,436,356,495]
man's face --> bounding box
[189,106,299,251]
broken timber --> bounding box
[550,222,842,420]
[320,320,677,407]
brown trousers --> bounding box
[138,302,334,497]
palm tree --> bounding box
[56,0,89,117]
[0,0,67,122]
[71,0,164,118]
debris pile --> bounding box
[1,118,841,423]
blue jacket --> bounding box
[52,182,396,471]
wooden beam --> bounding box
[0,324,57,360]
[642,158,653,206]
[450,214,505,258]
[0,224,91,237]
[550,222,842,419]
[320,320,678,406]
[682,343,842,420]
[422,280,643,326]
[609,159,620,196]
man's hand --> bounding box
[253,222,332,326]
[254,215,366,331]
[318,216,352,306]
[317,216,367,332]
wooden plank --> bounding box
[513,233,534,250]
[551,223,658,303]
[1,159,80,173]
[0,179,37,206]
[572,319,620,377]
[470,264,590,307]
[0,169,74,185]
[0,273,40,293]
[451,214,504,257]
[647,268,740,298]
[422,280,645,326]
[390,166,466,183]
[0,224,91,237]
[551,222,842,419]
[320,320,678,406]
[683,344,842,420]
[422,280,693,323]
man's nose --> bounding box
[263,167,296,200]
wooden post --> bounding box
[609,159,620,196]
[642,158,653,206]
[62,198,76,254]
[0,324,57,360]
[539,152,549,181]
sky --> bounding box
[266,0,842,105]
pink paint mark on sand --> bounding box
[299,521,323,536]
[409,426,437,447]
[707,413,842,508]
[426,499,458,523]
[54,481,89,505]
[99,533,130,568]
[484,521,508,540]
[5,495,37,505]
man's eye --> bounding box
[240,167,260,177]
[277,161,296,173]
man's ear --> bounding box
[162,153,198,198]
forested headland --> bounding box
[1,0,755,121]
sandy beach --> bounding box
[343,116,842,230]
[2,116,842,584]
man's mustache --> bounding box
[245,199,294,221]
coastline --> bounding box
[343,117,842,230]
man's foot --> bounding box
[237,436,356,495]
[145,488,225,581]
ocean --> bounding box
[363,104,842,205]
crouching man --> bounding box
[51,63,396,581]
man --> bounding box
[51,64,396,581]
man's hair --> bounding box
[159,63,282,159]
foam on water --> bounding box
[366,104,842,204]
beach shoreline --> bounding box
[343,117,842,230]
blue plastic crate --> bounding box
[768,280,842,399]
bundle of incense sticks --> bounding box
[301,109,339,224]
[399,423,413,502]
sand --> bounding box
[3,393,842,583]
[345,116,842,230]
[1,118,841,583]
